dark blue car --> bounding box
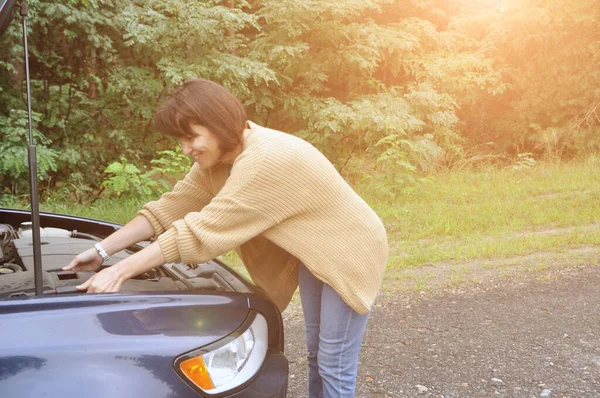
[0,208,288,397]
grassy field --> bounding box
[3,156,599,293]
[364,156,600,293]
[369,157,599,262]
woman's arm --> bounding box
[75,240,165,293]
[62,215,155,272]
[139,163,214,235]
[64,163,214,273]
[76,145,283,293]
[101,215,155,255]
[79,193,278,293]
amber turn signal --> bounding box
[179,356,215,390]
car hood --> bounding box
[0,293,251,397]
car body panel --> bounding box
[0,293,250,397]
[0,208,288,397]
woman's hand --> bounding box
[76,264,126,293]
[63,247,104,272]
[75,241,167,294]
[63,215,155,273]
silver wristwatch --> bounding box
[94,242,110,262]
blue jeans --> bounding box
[298,263,371,398]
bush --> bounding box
[101,149,190,198]
[0,110,58,194]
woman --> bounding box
[65,79,388,397]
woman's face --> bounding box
[180,124,226,170]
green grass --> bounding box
[37,197,150,225]
[3,156,600,291]
[360,157,600,271]
[367,158,600,239]
[0,193,151,225]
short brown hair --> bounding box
[153,79,247,152]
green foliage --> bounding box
[0,0,599,201]
[101,149,191,198]
[101,156,160,197]
[0,110,59,193]
[373,134,418,188]
[449,0,600,157]
[150,148,191,184]
[120,0,277,100]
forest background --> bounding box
[1,0,599,199]
[1,0,600,288]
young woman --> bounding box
[65,79,388,397]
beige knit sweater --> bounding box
[139,121,388,314]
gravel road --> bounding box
[282,265,600,397]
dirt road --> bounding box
[282,264,600,397]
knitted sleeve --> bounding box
[155,144,283,264]
[138,163,213,236]
[156,195,278,264]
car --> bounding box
[0,207,289,397]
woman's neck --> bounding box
[219,129,249,165]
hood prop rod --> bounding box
[21,3,43,296]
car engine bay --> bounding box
[0,222,251,298]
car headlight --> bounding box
[175,312,268,394]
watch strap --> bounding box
[94,242,110,262]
